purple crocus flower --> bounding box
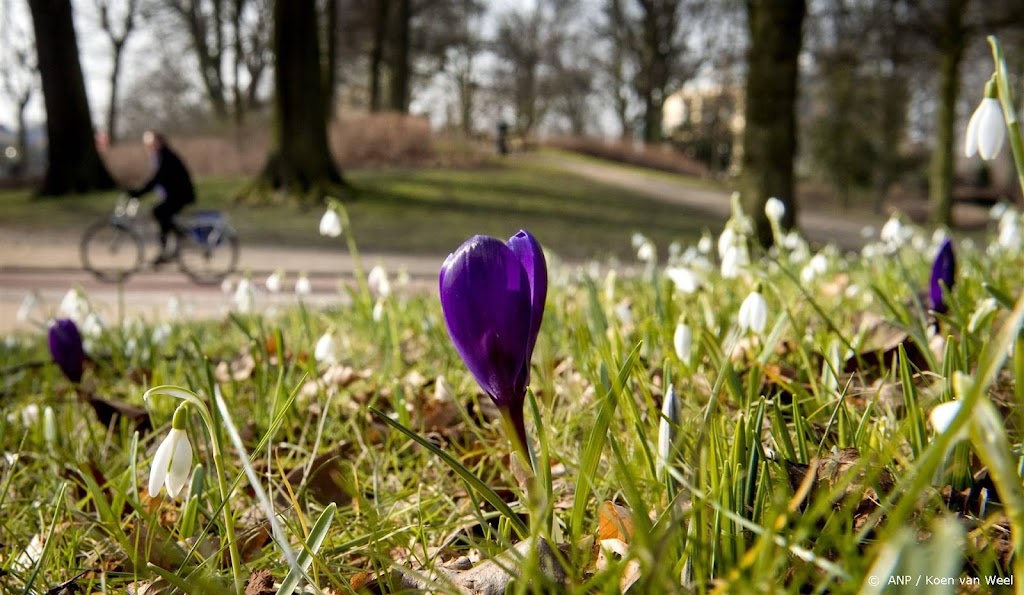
[930,238,955,314]
[48,318,85,383]
[439,230,547,458]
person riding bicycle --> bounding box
[128,130,196,266]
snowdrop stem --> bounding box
[988,36,1024,200]
[144,385,244,594]
[331,201,372,310]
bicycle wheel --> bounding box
[177,224,240,285]
[80,219,144,282]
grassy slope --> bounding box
[0,160,721,261]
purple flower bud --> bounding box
[48,318,85,383]
[439,231,547,455]
[930,239,955,314]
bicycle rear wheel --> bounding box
[177,225,240,285]
[80,220,144,282]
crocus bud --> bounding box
[929,239,955,314]
[48,319,85,383]
[439,230,547,456]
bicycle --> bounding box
[80,195,240,285]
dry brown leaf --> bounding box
[597,501,635,543]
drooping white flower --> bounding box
[631,232,647,249]
[59,288,89,321]
[673,322,692,364]
[968,298,999,333]
[7,404,40,427]
[220,278,233,294]
[989,202,1009,221]
[319,208,343,237]
[265,271,283,293]
[151,323,171,346]
[614,300,633,326]
[294,274,312,296]
[167,296,182,319]
[656,384,681,481]
[697,231,713,255]
[637,240,656,263]
[717,226,736,259]
[148,427,193,498]
[372,299,385,322]
[998,212,1021,249]
[764,197,786,223]
[665,266,699,294]
[720,244,748,279]
[16,292,38,323]
[964,96,1005,160]
[233,277,254,313]
[800,253,828,284]
[367,265,391,298]
[880,215,903,245]
[314,332,337,364]
[929,401,968,442]
[738,288,769,334]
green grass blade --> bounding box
[278,502,337,595]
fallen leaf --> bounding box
[597,501,635,543]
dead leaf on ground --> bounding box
[597,501,635,543]
[214,352,256,382]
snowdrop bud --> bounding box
[800,253,828,284]
[16,404,40,427]
[604,270,617,303]
[764,197,785,222]
[314,332,337,364]
[929,401,967,442]
[718,226,736,259]
[720,245,747,279]
[319,207,343,237]
[294,274,312,296]
[265,271,283,293]
[637,240,656,264]
[148,406,193,499]
[615,301,633,326]
[631,232,646,249]
[964,83,1005,160]
[220,278,233,294]
[666,267,699,294]
[697,231,713,255]
[668,241,682,260]
[657,384,681,481]
[81,312,105,339]
[880,215,903,245]
[673,321,692,364]
[372,299,385,322]
[43,407,56,445]
[738,286,769,334]
[989,202,1008,221]
[59,288,88,322]
[367,265,391,298]
[151,323,171,346]
[233,277,254,313]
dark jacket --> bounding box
[131,146,196,207]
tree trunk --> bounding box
[369,0,389,112]
[232,0,245,126]
[324,0,339,121]
[387,0,411,112]
[13,94,30,178]
[28,0,115,196]
[642,90,661,144]
[258,0,343,200]
[929,0,969,227]
[740,0,806,246]
[106,39,124,142]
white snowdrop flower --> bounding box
[800,253,828,284]
[665,266,699,294]
[861,243,879,260]
[314,332,337,364]
[631,232,647,249]
[367,265,391,298]
[697,231,713,255]
[294,274,312,296]
[998,217,1021,250]
[233,277,255,313]
[720,244,748,279]
[717,226,736,259]
[738,288,769,334]
[989,202,1009,221]
[59,288,88,321]
[8,404,40,427]
[637,240,656,263]
[764,197,785,222]
[845,284,861,298]
[668,241,682,261]
[911,233,928,253]
[81,312,105,339]
[656,384,681,481]
[931,228,949,248]
[860,225,876,239]
[220,278,234,294]
[149,427,193,499]
[16,292,38,323]
[614,301,633,326]
[372,299,385,322]
[264,271,283,294]
[124,337,138,357]
[964,96,1005,160]
[166,296,182,319]
[151,323,171,346]
[319,208,343,237]
[880,215,904,245]
[929,401,968,442]
[673,322,692,364]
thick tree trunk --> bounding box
[387,0,411,112]
[28,0,115,196]
[258,0,343,199]
[741,0,806,246]
[929,0,969,227]
[642,91,661,144]
[325,0,339,121]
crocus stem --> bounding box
[501,407,536,476]
[988,36,1024,200]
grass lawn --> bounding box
[0,159,722,261]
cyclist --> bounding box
[128,130,196,266]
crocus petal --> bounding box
[506,230,548,392]
[148,433,175,496]
[48,319,85,383]
[929,239,955,313]
[977,98,1005,160]
[165,429,193,498]
[440,235,533,408]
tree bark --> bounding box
[258,0,343,199]
[741,0,806,246]
[324,0,339,120]
[929,0,969,227]
[387,0,411,112]
[28,0,115,195]
[106,39,124,141]
[368,0,390,112]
